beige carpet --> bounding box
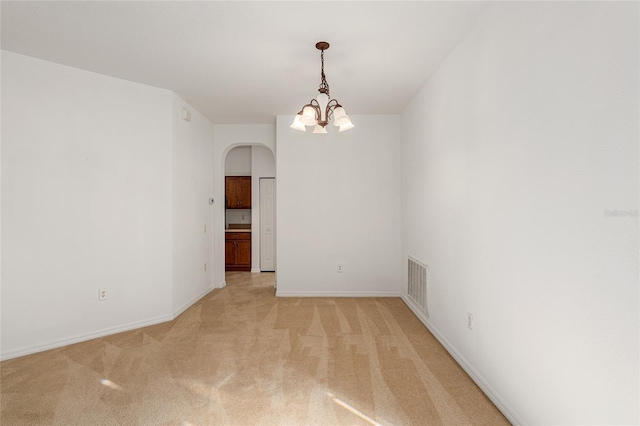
[1,272,508,425]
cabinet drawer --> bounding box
[225,232,251,240]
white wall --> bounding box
[251,146,276,272]
[1,51,174,359]
[171,94,215,316]
[400,2,639,424]
[224,146,251,176]
[225,209,251,228]
[276,116,401,296]
[212,125,275,287]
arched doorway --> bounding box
[216,143,276,287]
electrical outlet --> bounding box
[467,312,474,330]
[337,265,344,273]
[204,263,207,271]
[99,289,108,301]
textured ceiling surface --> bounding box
[1,1,490,124]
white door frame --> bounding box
[259,177,276,272]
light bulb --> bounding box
[316,92,329,122]
[290,114,306,131]
[300,105,317,126]
[332,107,347,126]
[313,124,327,134]
[339,117,354,132]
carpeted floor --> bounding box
[1,272,509,425]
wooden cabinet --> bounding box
[225,176,251,209]
[225,232,251,271]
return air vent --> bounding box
[408,257,428,317]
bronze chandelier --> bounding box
[290,42,355,133]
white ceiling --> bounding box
[1,1,490,124]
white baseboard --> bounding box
[276,290,400,298]
[172,284,215,318]
[2,285,220,361]
[251,268,261,273]
[399,294,524,426]
[1,313,173,361]
[215,280,227,289]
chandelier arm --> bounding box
[326,99,341,121]
[308,99,322,123]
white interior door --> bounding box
[260,178,275,272]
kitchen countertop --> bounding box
[225,229,251,233]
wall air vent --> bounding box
[408,257,428,317]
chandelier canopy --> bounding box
[290,42,354,133]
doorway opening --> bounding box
[222,145,276,280]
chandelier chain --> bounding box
[319,49,330,96]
